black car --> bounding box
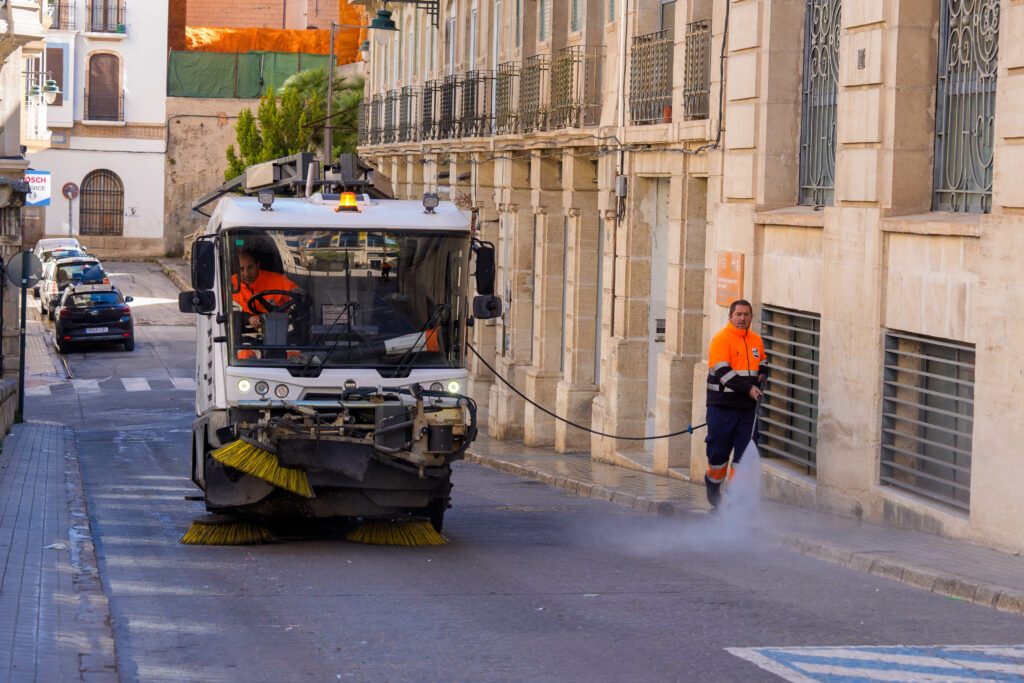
[54,285,134,353]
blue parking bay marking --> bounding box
[727,645,1024,681]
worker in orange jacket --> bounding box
[232,249,300,360]
[704,299,768,507]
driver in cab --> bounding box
[232,249,299,360]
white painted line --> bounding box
[171,377,196,391]
[121,378,151,392]
[72,379,100,393]
[795,661,976,682]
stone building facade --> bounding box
[354,0,1024,554]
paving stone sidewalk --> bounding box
[467,433,1024,617]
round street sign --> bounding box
[6,251,42,288]
[62,182,79,200]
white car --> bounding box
[32,238,88,297]
[38,256,108,320]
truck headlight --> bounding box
[237,379,252,393]
[446,380,461,394]
[254,381,269,396]
[274,384,289,398]
[430,382,444,392]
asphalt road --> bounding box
[25,262,1024,682]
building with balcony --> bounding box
[26,0,168,256]
[355,0,1024,556]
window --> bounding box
[881,331,974,512]
[79,170,124,236]
[87,0,124,32]
[798,0,840,207]
[539,0,549,43]
[760,306,820,475]
[572,0,580,32]
[86,53,121,121]
[515,0,521,48]
[45,47,64,107]
[933,0,999,213]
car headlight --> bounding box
[446,380,461,394]
[237,379,252,393]
[274,384,289,398]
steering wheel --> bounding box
[247,289,300,314]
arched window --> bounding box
[86,53,121,121]
[80,169,123,236]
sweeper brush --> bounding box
[346,520,447,546]
[180,515,274,545]
[210,437,314,498]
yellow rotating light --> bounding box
[237,379,252,393]
[274,384,290,398]
[446,380,461,394]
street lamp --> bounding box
[42,79,61,105]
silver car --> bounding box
[38,256,107,320]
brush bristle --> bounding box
[346,520,447,546]
[180,519,274,545]
[210,440,314,498]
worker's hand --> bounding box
[248,314,262,329]
[748,385,763,401]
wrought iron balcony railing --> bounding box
[382,89,398,144]
[519,54,551,133]
[50,1,76,30]
[630,29,674,125]
[495,61,520,135]
[438,75,462,139]
[460,70,494,138]
[86,1,125,32]
[551,45,603,129]
[357,100,370,146]
[85,92,123,121]
[420,80,440,140]
[398,86,419,142]
[683,21,711,120]
[368,94,383,145]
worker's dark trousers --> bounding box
[704,404,758,469]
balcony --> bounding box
[382,89,398,144]
[48,1,76,30]
[683,21,711,120]
[551,45,602,129]
[367,94,383,145]
[495,61,519,135]
[357,100,369,146]
[420,80,440,141]
[85,0,125,33]
[398,86,419,142]
[519,54,550,133]
[437,75,461,139]
[629,29,674,125]
[460,70,493,138]
[85,92,123,122]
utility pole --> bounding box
[325,21,335,165]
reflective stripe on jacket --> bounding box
[706,322,767,410]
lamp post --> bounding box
[324,10,397,165]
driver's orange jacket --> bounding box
[231,270,298,314]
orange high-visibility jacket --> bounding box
[706,322,767,410]
[231,270,298,314]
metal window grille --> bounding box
[629,29,674,125]
[933,0,999,214]
[551,45,603,129]
[382,89,398,143]
[84,91,123,122]
[357,100,370,146]
[398,85,419,142]
[519,54,551,133]
[683,21,710,119]
[421,80,440,140]
[760,306,820,474]
[79,169,124,236]
[881,331,974,512]
[52,1,76,29]
[86,0,124,32]
[368,94,383,144]
[495,61,520,134]
[438,74,462,139]
[460,70,494,137]
[798,0,840,207]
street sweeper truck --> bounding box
[178,154,501,542]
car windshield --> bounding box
[45,248,84,261]
[221,228,468,376]
[69,292,121,307]
[57,262,104,285]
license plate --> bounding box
[85,326,108,334]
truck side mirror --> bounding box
[473,294,502,319]
[192,240,216,291]
[179,290,216,314]
[472,240,495,296]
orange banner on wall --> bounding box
[184,26,363,65]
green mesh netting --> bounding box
[167,51,330,98]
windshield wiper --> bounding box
[294,301,358,377]
[390,303,450,378]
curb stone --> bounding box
[465,450,1024,618]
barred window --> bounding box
[881,331,974,512]
[760,306,820,475]
[798,0,840,207]
[933,0,999,214]
[79,169,124,236]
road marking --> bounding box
[727,644,1024,682]
[171,377,196,391]
[72,379,100,393]
[121,377,151,392]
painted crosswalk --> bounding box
[24,377,196,398]
[728,644,1024,682]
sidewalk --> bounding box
[467,434,1024,617]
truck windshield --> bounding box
[221,228,467,376]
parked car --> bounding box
[33,237,86,262]
[54,284,134,353]
[33,245,87,297]
[39,256,108,320]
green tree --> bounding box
[278,67,364,160]
[224,86,319,181]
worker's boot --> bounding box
[704,474,722,509]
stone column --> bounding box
[466,154,498,423]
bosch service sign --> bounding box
[24,170,51,206]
